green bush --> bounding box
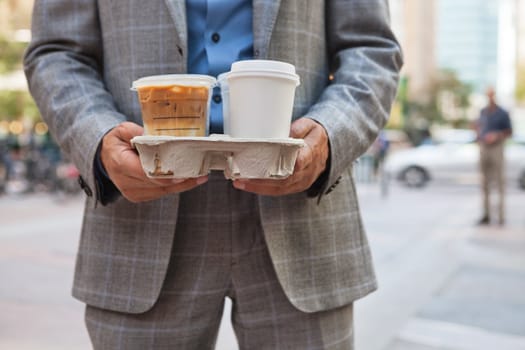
[0,36,27,74]
[517,64,525,104]
[0,90,40,122]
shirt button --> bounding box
[211,32,220,43]
[213,95,222,103]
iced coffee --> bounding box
[132,75,216,136]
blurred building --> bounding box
[390,0,522,125]
[0,0,33,93]
[436,0,499,94]
[515,0,525,130]
[436,0,519,106]
[517,0,525,102]
[0,0,33,37]
[518,0,525,65]
[389,0,436,100]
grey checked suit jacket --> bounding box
[25,0,402,314]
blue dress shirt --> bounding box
[186,0,254,133]
[478,105,512,140]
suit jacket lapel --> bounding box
[164,0,188,56]
[253,0,282,58]
[163,0,281,61]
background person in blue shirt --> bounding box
[25,0,403,349]
[475,87,513,226]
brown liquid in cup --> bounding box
[138,85,209,136]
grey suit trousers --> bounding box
[85,173,354,350]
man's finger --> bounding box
[294,143,313,172]
[290,118,316,139]
[117,149,148,180]
[115,122,144,143]
[122,176,209,203]
[232,167,311,195]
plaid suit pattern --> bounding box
[85,173,355,349]
[24,0,402,314]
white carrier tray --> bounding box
[131,134,304,180]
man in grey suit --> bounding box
[25,0,402,349]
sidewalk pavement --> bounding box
[355,183,525,350]
[0,184,524,350]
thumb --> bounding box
[290,117,316,139]
[115,122,144,143]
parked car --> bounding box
[384,129,525,189]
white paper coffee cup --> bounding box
[227,60,300,139]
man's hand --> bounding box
[483,131,500,145]
[232,117,329,196]
[482,131,511,145]
[100,122,208,203]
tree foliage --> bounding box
[0,34,40,122]
[517,64,525,105]
[400,69,472,145]
[0,35,27,74]
[0,90,40,121]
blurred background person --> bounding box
[0,136,13,192]
[475,87,513,225]
[370,130,390,179]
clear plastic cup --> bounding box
[132,74,216,136]
[226,60,300,139]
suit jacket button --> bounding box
[78,176,93,197]
[325,176,342,194]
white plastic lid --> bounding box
[217,72,229,82]
[131,74,216,90]
[231,60,295,74]
[228,60,300,85]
